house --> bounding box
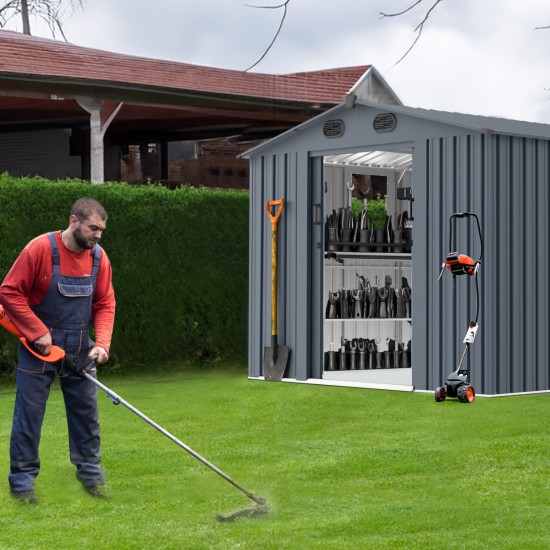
[0,29,400,184]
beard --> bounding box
[73,227,97,250]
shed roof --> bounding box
[381,101,550,140]
[243,99,550,157]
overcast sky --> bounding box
[10,0,550,123]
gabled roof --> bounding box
[0,29,370,105]
[244,99,550,157]
[0,30,401,142]
[371,101,550,140]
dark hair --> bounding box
[71,197,108,222]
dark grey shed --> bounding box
[244,99,550,395]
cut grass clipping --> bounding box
[0,363,549,549]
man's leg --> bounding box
[9,360,54,493]
[59,369,104,488]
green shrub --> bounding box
[0,174,249,374]
[351,197,387,229]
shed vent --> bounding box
[323,119,345,138]
[373,113,397,133]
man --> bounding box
[0,197,116,504]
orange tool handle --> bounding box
[265,199,285,335]
[265,199,285,231]
[0,304,66,363]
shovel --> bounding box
[264,199,289,381]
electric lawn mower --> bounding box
[435,212,483,403]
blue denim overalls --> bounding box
[9,232,105,492]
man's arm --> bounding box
[91,250,116,363]
[0,243,51,345]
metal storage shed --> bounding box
[244,98,550,396]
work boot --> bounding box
[378,286,389,318]
[350,289,363,318]
[326,291,340,319]
[367,339,377,369]
[339,338,348,370]
[395,288,405,318]
[349,339,358,370]
[358,339,368,370]
[403,287,412,317]
[340,289,350,319]
[83,484,110,499]
[324,350,338,371]
[367,286,378,318]
[11,490,38,504]
[402,341,411,368]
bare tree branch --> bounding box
[535,25,550,30]
[380,0,424,18]
[244,0,290,72]
[0,0,85,40]
[381,0,444,66]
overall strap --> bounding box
[91,245,102,301]
[47,232,61,276]
[91,245,101,279]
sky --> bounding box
[7,0,550,123]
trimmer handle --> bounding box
[266,199,285,231]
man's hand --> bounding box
[90,346,109,364]
[66,349,98,377]
[32,332,52,356]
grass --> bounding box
[0,362,549,549]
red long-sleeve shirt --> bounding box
[0,230,116,353]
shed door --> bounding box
[320,149,414,388]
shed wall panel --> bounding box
[249,151,313,380]
[416,133,550,394]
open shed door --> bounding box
[320,149,414,389]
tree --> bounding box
[0,0,85,41]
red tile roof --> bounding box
[0,30,370,105]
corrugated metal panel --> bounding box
[249,151,315,381]
[416,133,550,394]
[325,150,412,170]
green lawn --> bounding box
[0,363,548,549]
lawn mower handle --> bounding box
[448,212,483,264]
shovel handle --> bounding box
[265,199,284,231]
[266,199,285,335]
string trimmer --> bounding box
[81,367,269,522]
[435,212,483,403]
[0,306,269,521]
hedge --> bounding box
[0,174,249,375]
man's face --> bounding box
[72,213,106,250]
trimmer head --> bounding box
[216,496,270,522]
